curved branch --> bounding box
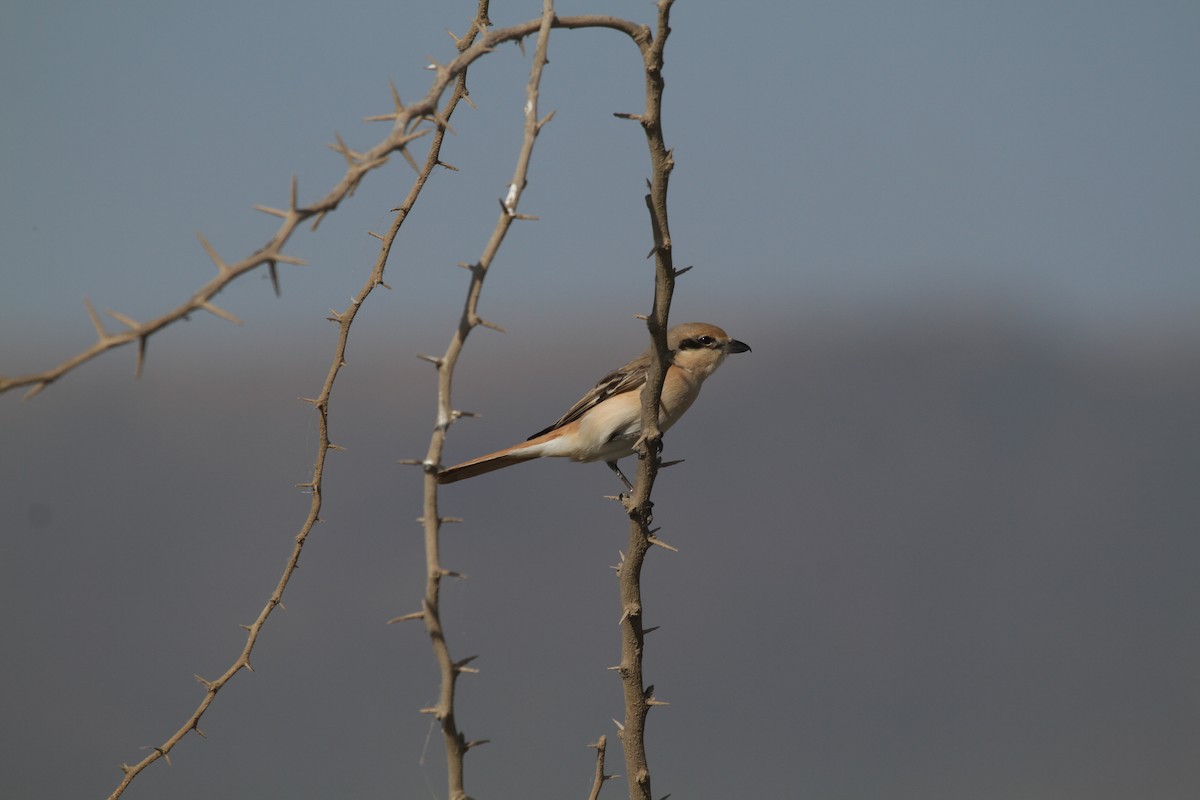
[407,3,559,798]
[0,14,650,401]
[102,8,490,800]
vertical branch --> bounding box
[102,12,489,800]
[587,735,614,800]
[615,2,676,800]
[412,2,556,799]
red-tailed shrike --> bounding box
[437,322,750,488]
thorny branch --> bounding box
[102,5,492,799]
[587,735,616,800]
[0,12,651,401]
[391,2,560,799]
[45,2,680,798]
[614,2,678,799]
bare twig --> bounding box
[0,13,650,401]
[102,9,489,800]
[587,735,616,800]
[614,2,678,799]
[413,2,557,798]
[84,3,677,798]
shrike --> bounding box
[437,322,750,487]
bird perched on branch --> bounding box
[437,322,751,488]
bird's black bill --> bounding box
[727,339,751,354]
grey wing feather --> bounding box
[527,355,650,439]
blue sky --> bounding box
[2,0,1198,358]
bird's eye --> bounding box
[697,335,715,346]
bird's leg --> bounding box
[606,460,634,491]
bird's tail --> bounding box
[436,447,539,484]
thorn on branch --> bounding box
[83,296,107,340]
[270,252,307,266]
[647,535,679,552]
[267,262,281,297]
[104,308,140,330]
[22,382,49,401]
[386,611,425,624]
[613,112,644,122]
[399,145,421,174]
[199,301,243,326]
[536,109,556,132]
[196,232,229,274]
[193,674,215,691]
[421,112,456,135]
[464,738,491,750]
[135,335,148,378]
[362,111,403,123]
[416,354,444,366]
[473,316,507,333]
[253,204,289,219]
[437,160,460,171]
[672,265,693,278]
[327,132,360,166]
[453,655,480,673]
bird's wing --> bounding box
[527,352,651,439]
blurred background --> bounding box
[2,1,1198,798]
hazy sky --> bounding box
[2,0,1198,349]
[3,2,1199,799]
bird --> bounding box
[437,322,750,488]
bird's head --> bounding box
[667,322,751,377]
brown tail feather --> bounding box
[436,452,539,484]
